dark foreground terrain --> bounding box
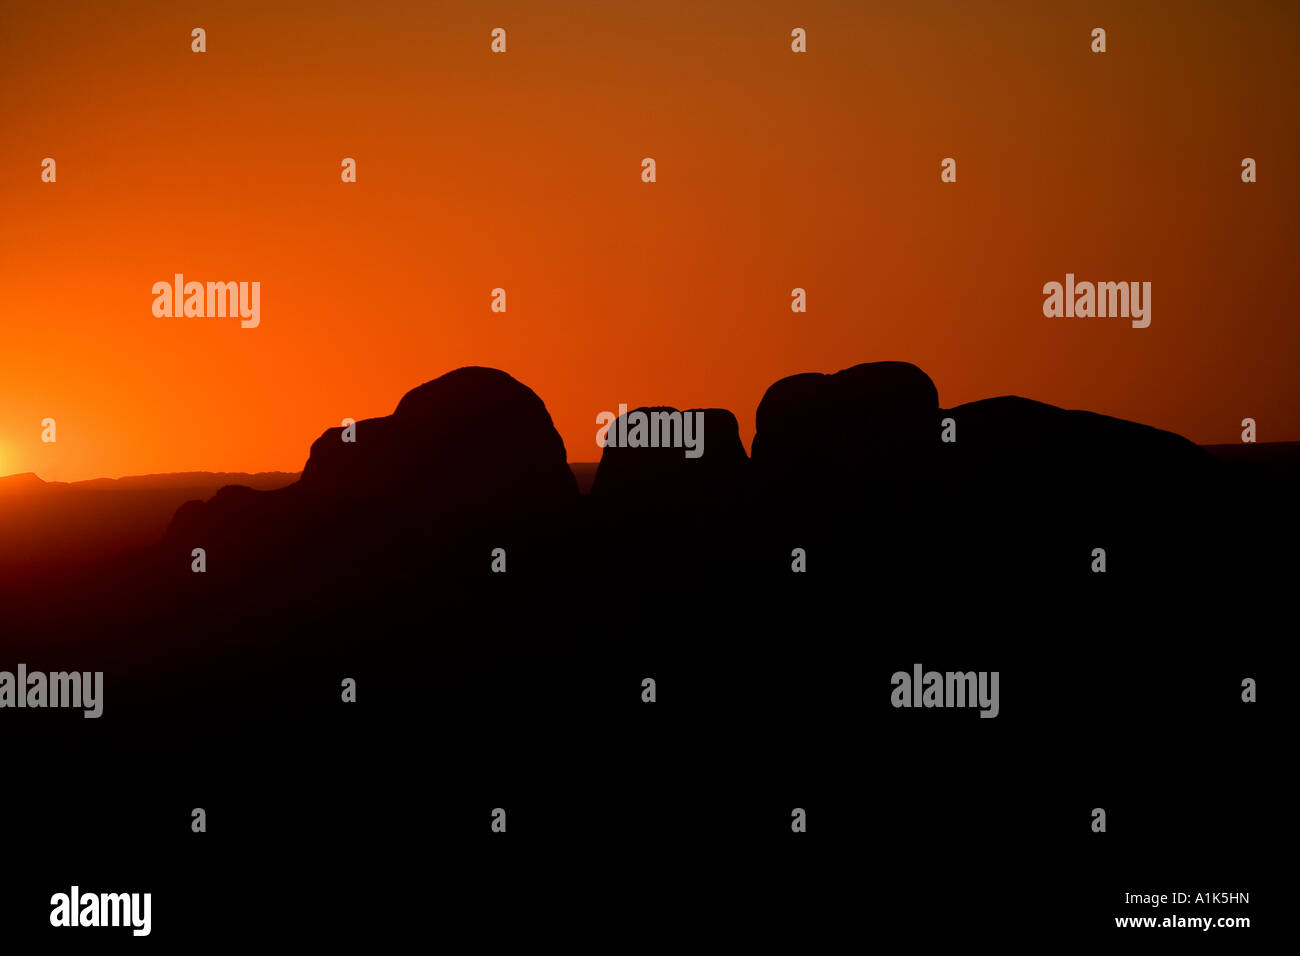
[0,363,1287,944]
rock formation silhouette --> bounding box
[161,366,579,599]
[2,359,1291,727]
[752,360,941,491]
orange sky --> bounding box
[2,0,1297,481]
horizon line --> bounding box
[5,442,1299,486]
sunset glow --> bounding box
[2,0,1297,482]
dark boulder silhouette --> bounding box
[298,367,576,514]
[936,393,1219,521]
[738,360,1248,586]
[930,395,1224,582]
[752,361,940,500]
[587,406,749,578]
[941,395,1213,475]
[746,362,942,579]
[161,366,579,604]
[590,407,747,504]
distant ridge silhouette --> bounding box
[0,472,46,495]
[0,471,299,493]
[0,470,300,577]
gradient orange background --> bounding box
[2,0,1297,481]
